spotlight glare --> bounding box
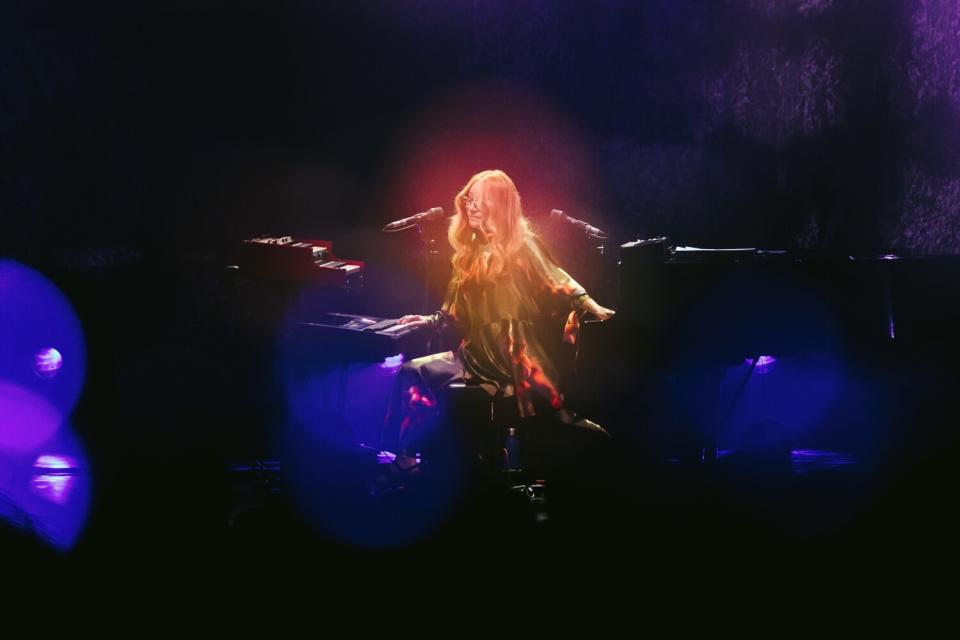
[0,382,62,451]
[33,454,79,470]
[745,355,777,374]
[381,353,405,371]
[30,475,76,505]
[34,347,63,378]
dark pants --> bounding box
[381,350,470,456]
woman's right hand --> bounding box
[397,314,435,328]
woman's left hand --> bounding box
[583,298,616,321]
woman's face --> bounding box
[463,180,489,231]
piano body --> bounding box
[577,237,960,459]
[229,235,436,453]
[615,239,960,361]
[239,235,365,287]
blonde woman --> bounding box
[383,170,615,463]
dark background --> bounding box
[4,0,960,575]
[4,0,960,263]
[5,0,960,447]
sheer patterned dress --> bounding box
[382,233,592,453]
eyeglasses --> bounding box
[462,196,483,212]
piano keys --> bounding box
[286,312,434,364]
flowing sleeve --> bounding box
[523,235,591,346]
[434,275,465,332]
[524,235,590,309]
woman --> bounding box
[383,170,615,464]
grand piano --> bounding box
[612,237,960,362]
[575,237,960,460]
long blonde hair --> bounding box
[449,170,532,284]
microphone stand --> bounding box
[383,217,445,350]
[418,223,441,314]
[416,222,447,354]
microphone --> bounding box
[549,209,607,239]
[383,206,445,232]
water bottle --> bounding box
[503,427,521,471]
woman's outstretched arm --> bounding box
[525,235,616,321]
